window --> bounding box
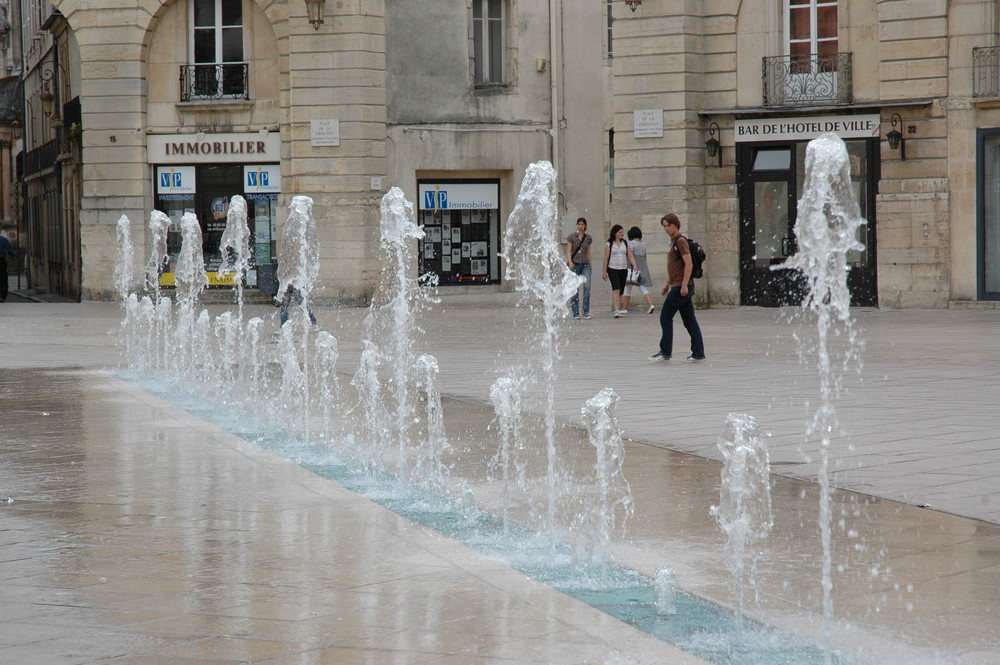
[786,0,838,72]
[473,0,504,85]
[185,0,247,100]
[607,0,614,59]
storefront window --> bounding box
[154,163,279,288]
[417,181,501,284]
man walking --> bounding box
[649,213,706,363]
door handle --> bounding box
[781,237,790,256]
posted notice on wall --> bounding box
[634,109,664,138]
[311,119,341,147]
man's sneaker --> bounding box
[613,311,623,318]
[684,356,707,363]
[618,309,628,315]
[583,313,592,319]
[647,305,655,314]
[573,314,581,320]
[648,353,670,362]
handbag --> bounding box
[626,268,641,285]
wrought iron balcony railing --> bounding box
[25,138,60,178]
[973,47,1000,98]
[762,53,852,107]
[180,63,249,102]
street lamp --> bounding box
[886,112,906,161]
[705,122,722,167]
[305,0,325,29]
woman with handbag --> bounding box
[622,226,655,314]
[602,224,638,318]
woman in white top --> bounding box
[602,224,638,318]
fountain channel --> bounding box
[114,156,877,665]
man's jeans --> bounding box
[659,285,705,358]
[570,263,592,317]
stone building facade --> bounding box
[13,0,1000,308]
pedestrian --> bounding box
[602,224,639,318]
[278,283,317,327]
[565,217,593,319]
[621,226,655,314]
[0,234,15,303]
[649,213,706,363]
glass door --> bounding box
[738,138,878,307]
[979,129,1000,300]
[739,145,805,306]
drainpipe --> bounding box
[549,0,561,208]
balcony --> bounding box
[762,53,852,107]
[973,47,1000,98]
[179,63,249,102]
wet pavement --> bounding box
[1,300,999,664]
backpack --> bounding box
[674,236,706,279]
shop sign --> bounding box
[734,114,880,142]
[156,166,196,194]
[148,132,281,163]
[245,165,281,193]
[418,183,499,210]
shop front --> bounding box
[734,114,880,307]
[147,133,281,294]
[416,180,501,285]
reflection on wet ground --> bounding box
[1,367,998,664]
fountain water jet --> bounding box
[219,194,252,320]
[576,387,634,580]
[711,412,773,626]
[173,212,209,377]
[780,132,865,662]
[144,210,170,301]
[348,187,438,482]
[502,161,583,542]
[489,375,528,534]
[114,215,135,302]
[275,195,320,438]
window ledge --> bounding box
[176,100,255,113]
[473,84,511,95]
[973,98,1000,110]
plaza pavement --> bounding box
[1,295,998,664]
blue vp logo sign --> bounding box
[159,170,184,190]
[424,189,448,210]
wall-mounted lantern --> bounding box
[38,67,56,118]
[625,0,641,11]
[305,0,325,29]
[39,86,54,118]
[705,122,722,167]
[886,112,906,160]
